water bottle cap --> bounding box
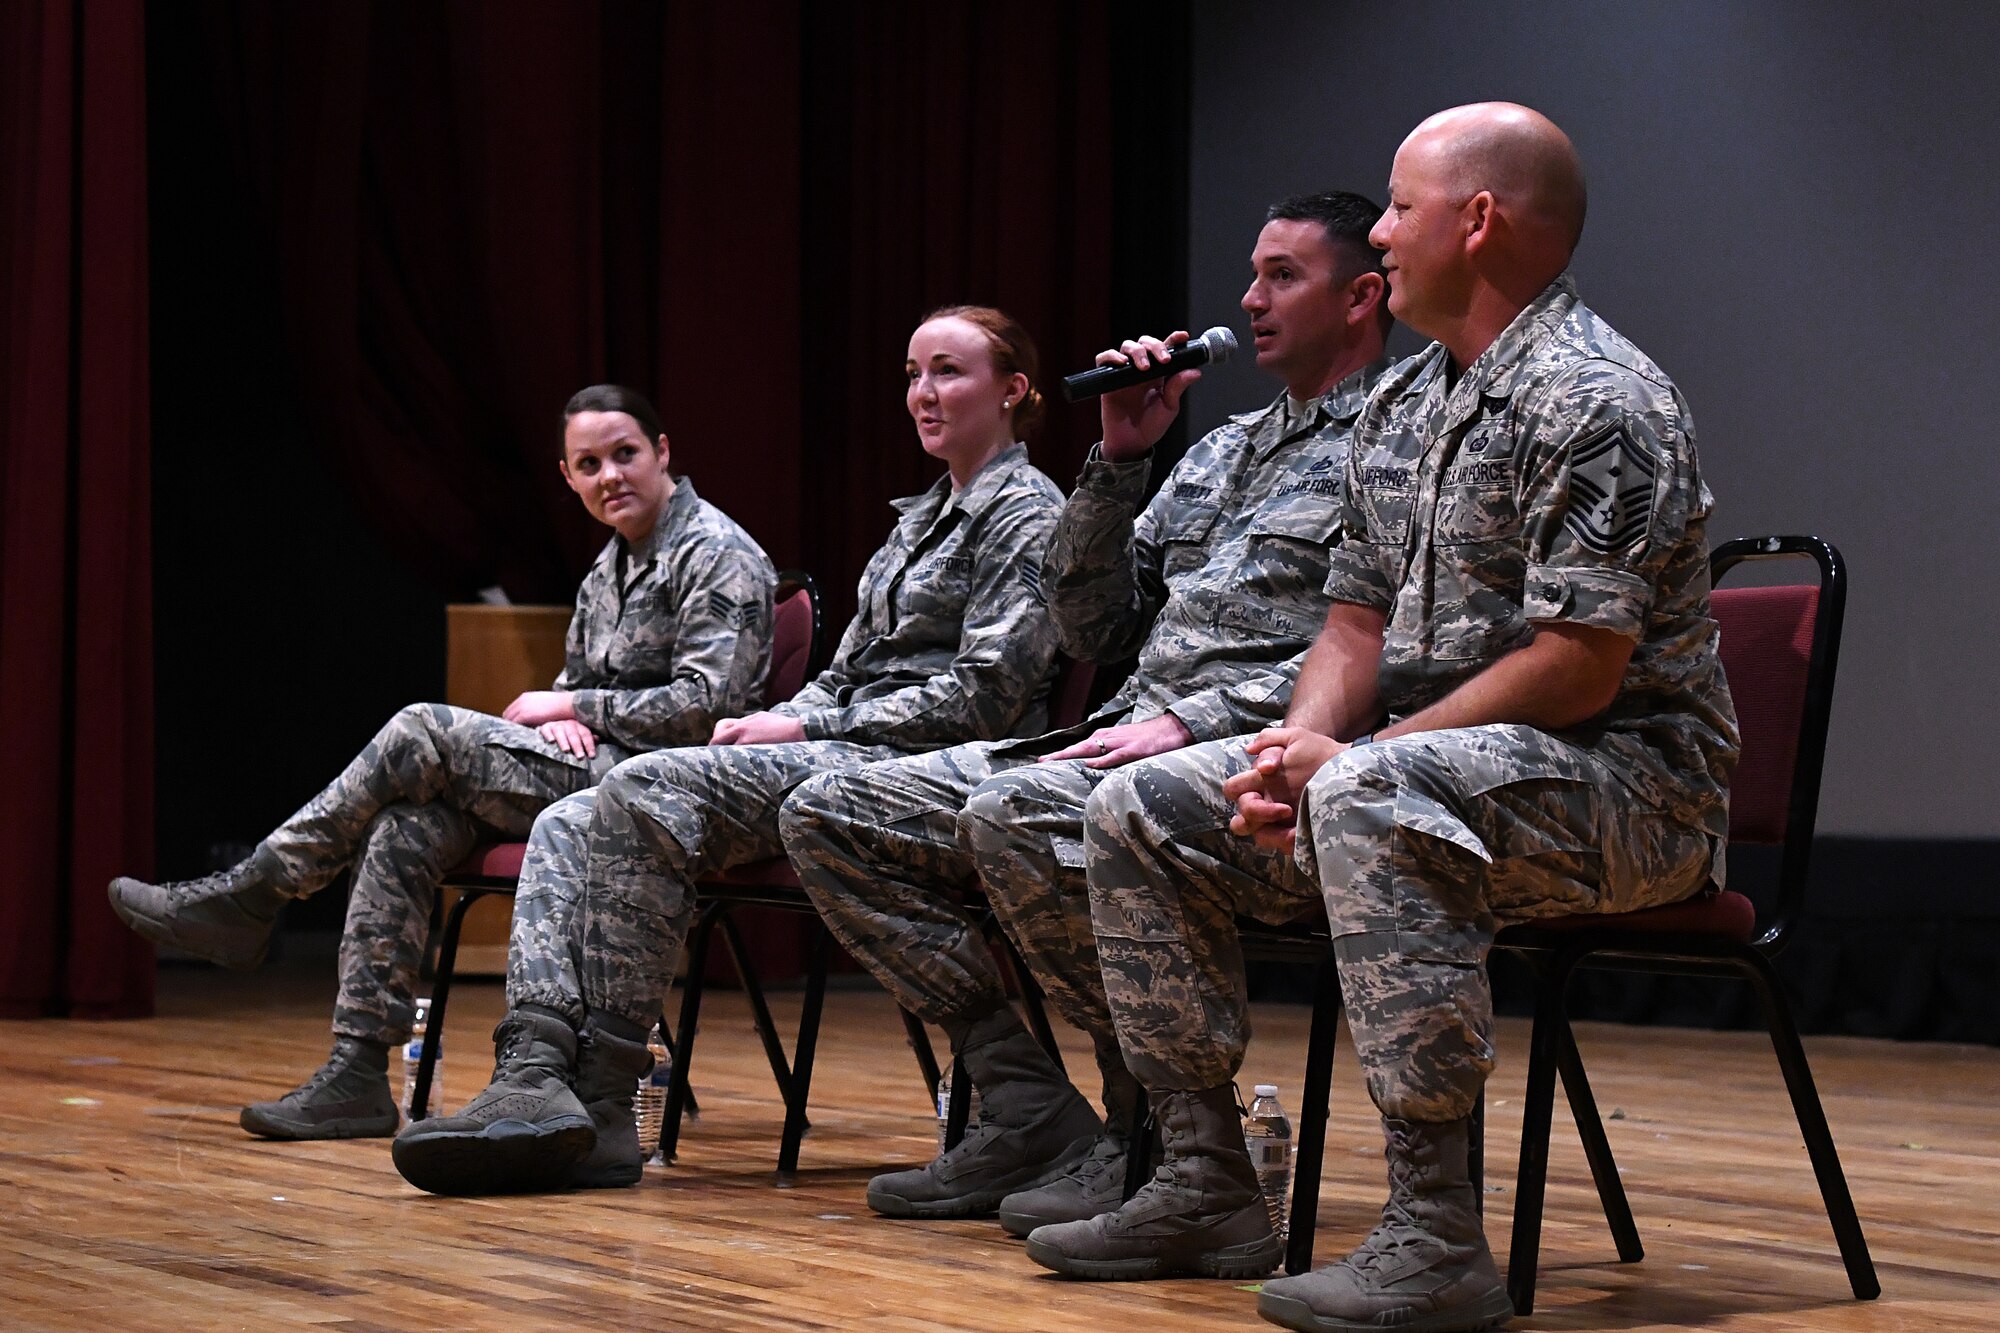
[1253,1084,1279,1098]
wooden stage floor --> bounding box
[3,958,1997,1331]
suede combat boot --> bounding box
[239,1036,399,1140]
[108,851,290,970]
[1025,1084,1282,1281]
[391,1006,593,1196]
[1258,1117,1512,1332]
[565,1014,655,1189]
[866,1008,1101,1219]
[998,1051,1145,1237]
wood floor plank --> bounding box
[1,958,1995,1330]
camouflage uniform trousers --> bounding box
[1296,723,1716,1123]
[257,703,612,1045]
[783,729,1153,1079]
[1086,738,1322,1093]
[505,739,901,1030]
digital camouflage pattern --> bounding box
[1325,274,1738,839]
[784,737,1148,1082]
[556,479,778,754]
[1085,738,1319,1092]
[1046,365,1385,742]
[774,443,1063,746]
[1298,725,1714,1120]
[786,368,1383,1067]
[1294,274,1736,1120]
[259,478,775,1044]
[505,444,1065,1028]
[507,740,901,1026]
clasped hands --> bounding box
[1224,726,1351,853]
[504,690,597,759]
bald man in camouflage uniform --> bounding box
[110,467,775,1141]
[781,193,1392,1246]
[392,441,1063,1196]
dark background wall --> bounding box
[1186,0,2000,842]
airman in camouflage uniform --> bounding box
[110,458,776,1141]
[392,435,1065,1198]
[783,193,1394,1252]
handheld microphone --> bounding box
[1060,326,1238,402]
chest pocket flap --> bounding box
[1249,493,1341,546]
[1160,501,1222,576]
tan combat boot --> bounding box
[998,1047,1145,1237]
[108,850,290,970]
[1024,1084,1283,1280]
[1258,1116,1513,1332]
[565,1014,656,1189]
[866,1007,1101,1218]
[391,1006,593,1196]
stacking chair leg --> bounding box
[1554,1016,1643,1262]
[662,902,724,1161]
[718,910,804,1107]
[1505,946,1580,1316]
[997,932,1066,1074]
[777,930,833,1177]
[900,1007,943,1103]
[1284,953,1344,1274]
[411,886,486,1121]
[1738,950,1880,1300]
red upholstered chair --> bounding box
[406,571,822,1123]
[1494,535,1878,1313]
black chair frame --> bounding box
[1495,535,1877,1313]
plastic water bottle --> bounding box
[400,997,442,1120]
[1243,1084,1295,1238]
[633,1023,673,1165]
[935,1065,981,1151]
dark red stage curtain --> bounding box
[196,0,803,600]
[0,0,157,1018]
[799,3,1116,632]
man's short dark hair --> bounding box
[561,384,666,455]
[1267,190,1392,333]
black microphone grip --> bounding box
[1060,326,1238,402]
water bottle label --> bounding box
[1255,1140,1290,1169]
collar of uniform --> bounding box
[1321,357,1394,425]
[1459,272,1579,404]
[1226,394,1286,428]
[618,477,695,585]
[941,440,1030,518]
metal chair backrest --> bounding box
[768,571,822,707]
[1708,535,1846,950]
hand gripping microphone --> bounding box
[1059,326,1239,402]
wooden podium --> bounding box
[440,604,572,975]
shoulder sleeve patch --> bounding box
[1564,422,1658,555]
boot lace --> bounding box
[1060,1133,1128,1187]
[283,1040,371,1103]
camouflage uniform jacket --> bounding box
[555,478,777,754]
[1326,274,1739,838]
[774,442,1063,748]
[1044,362,1386,741]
